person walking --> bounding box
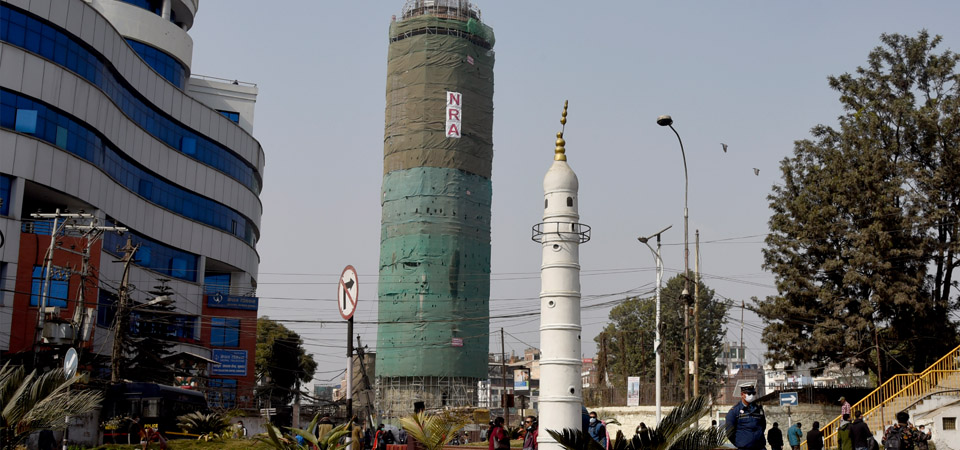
[839,397,852,418]
[725,385,766,450]
[522,416,538,450]
[767,422,784,450]
[849,411,873,450]
[488,416,509,450]
[787,423,803,450]
[806,421,824,450]
[883,411,921,450]
[837,415,853,450]
[587,412,607,449]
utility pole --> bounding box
[110,237,139,383]
[693,230,700,397]
[500,328,509,428]
[356,336,376,428]
[33,209,63,364]
[293,378,301,428]
[739,301,745,372]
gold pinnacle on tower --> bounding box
[555,100,568,161]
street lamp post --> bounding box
[657,115,692,401]
[638,225,672,424]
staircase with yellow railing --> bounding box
[801,344,960,450]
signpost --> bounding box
[779,392,798,406]
[63,347,78,450]
[780,392,798,427]
[338,265,358,449]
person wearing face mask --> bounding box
[725,385,766,450]
[522,416,538,450]
[587,412,607,449]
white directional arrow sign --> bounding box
[779,392,799,406]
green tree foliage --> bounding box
[0,364,103,449]
[597,275,728,397]
[548,395,726,450]
[257,317,318,407]
[760,30,960,377]
[122,300,177,383]
[176,411,233,439]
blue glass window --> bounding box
[217,110,240,124]
[204,273,231,295]
[0,175,11,216]
[102,219,199,282]
[210,317,240,347]
[126,39,186,89]
[97,290,117,327]
[1,90,258,246]
[30,265,69,308]
[208,378,237,409]
[0,4,262,193]
[14,109,37,133]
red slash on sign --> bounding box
[338,265,358,320]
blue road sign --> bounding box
[780,392,799,406]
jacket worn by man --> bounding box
[837,422,853,450]
[726,400,766,450]
[849,418,873,450]
[806,428,824,450]
[787,424,803,447]
[767,426,784,449]
[587,420,607,449]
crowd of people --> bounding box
[723,385,934,450]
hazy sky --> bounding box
[186,1,960,385]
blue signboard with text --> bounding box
[207,293,258,311]
[211,349,247,376]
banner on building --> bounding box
[211,349,247,376]
[627,376,641,406]
[207,293,258,311]
[446,91,462,138]
[514,368,530,391]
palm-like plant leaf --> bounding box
[548,396,724,450]
[546,428,606,450]
[666,427,726,450]
[0,364,103,448]
[400,411,466,450]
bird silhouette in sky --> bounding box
[753,168,760,176]
[722,143,728,153]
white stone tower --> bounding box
[534,102,590,450]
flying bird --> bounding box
[753,168,760,176]
[721,143,728,153]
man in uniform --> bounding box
[725,385,766,450]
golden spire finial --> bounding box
[555,100,568,161]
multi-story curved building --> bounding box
[0,0,263,410]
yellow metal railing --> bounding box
[801,343,960,450]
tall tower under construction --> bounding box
[377,0,495,418]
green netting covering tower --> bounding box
[377,0,495,419]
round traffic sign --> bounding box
[64,347,78,379]
[338,265,359,320]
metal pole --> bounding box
[501,327,509,428]
[347,317,354,421]
[667,123,691,402]
[654,234,663,422]
[694,230,700,397]
[638,225,670,424]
